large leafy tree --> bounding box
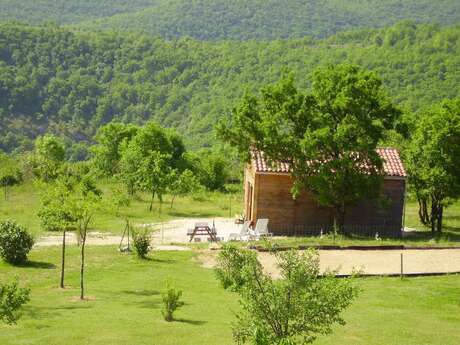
[33,134,66,182]
[91,122,139,176]
[168,169,201,208]
[118,121,186,209]
[215,245,358,344]
[406,98,460,234]
[196,149,230,191]
[219,64,400,232]
[138,152,172,212]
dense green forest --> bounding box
[0,0,459,40]
[0,1,156,24]
[0,21,459,154]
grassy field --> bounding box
[0,246,459,345]
[0,181,459,246]
[0,181,243,237]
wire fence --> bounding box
[270,223,402,238]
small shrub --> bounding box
[0,221,34,264]
[0,280,30,325]
[161,282,184,322]
[132,229,151,259]
[215,244,259,291]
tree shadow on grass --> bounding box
[402,227,460,243]
[142,257,176,264]
[53,304,94,311]
[18,260,56,269]
[440,227,460,242]
[32,324,51,330]
[175,318,207,326]
[22,303,94,323]
[122,289,160,296]
[23,306,60,320]
[444,214,460,222]
[130,300,162,309]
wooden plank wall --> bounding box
[250,173,405,238]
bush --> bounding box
[215,247,359,345]
[0,221,34,264]
[0,280,30,325]
[132,229,151,259]
[161,282,184,322]
[215,244,259,291]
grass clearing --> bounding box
[0,181,243,237]
[0,246,459,345]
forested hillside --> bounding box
[0,0,156,24]
[0,0,459,40]
[0,21,459,154]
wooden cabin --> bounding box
[244,148,407,238]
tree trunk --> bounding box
[76,229,82,246]
[149,190,155,212]
[333,204,346,235]
[170,195,176,209]
[128,182,135,196]
[417,197,430,226]
[60,229,66,289]
[338,207,346,235]
[80,224,88,300]
[437,205,443,235]
[430,200,437,235]
[4,185,7,201]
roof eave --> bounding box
[254,170,407,179]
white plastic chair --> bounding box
[251,219,272,240]
[228,221,251,241]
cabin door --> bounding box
[246,182,253,221]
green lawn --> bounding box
[0,181,243,237]
[0,246,459,345]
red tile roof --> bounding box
[252,148,406,177]
[376,148,407,177]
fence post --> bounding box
[400,253,404,279]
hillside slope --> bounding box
[0,22,459,153]
[0,0,156,24]
[0,0,459,40]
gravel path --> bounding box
[198,249,460,277]
[34,217,241,247]
[34,218,460,276]
[34,232,190,251]
[258,249,460,277]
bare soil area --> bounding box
[35,217,239,247]
[34,217,460,276]
[197,249,460,277]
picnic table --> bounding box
[188,222,218,242]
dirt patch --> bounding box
[152,245,191,251]
[195,250,218,269]
[70,296,96,302]
[35,232,190,251]
[197,249,460,277]
[35,217,239,247]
